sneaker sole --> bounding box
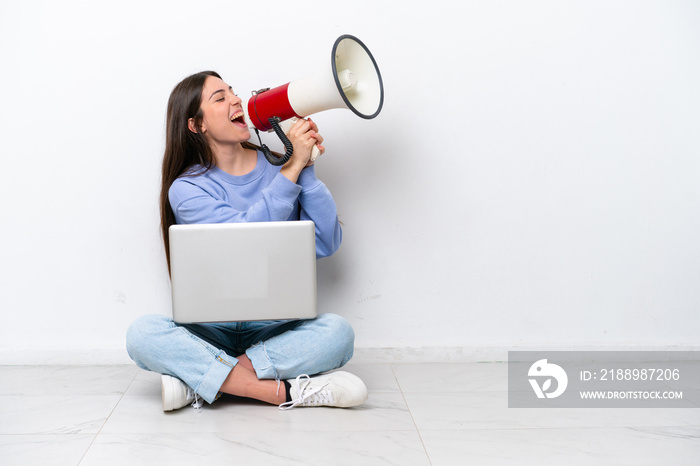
[161,374,176,411]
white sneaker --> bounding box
[161,374,202,412]
[279,371,368,410]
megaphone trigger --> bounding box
[277,117,297,132]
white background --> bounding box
[1,0,698,363]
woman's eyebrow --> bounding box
[209,86,233,101]
[209,89,225,101]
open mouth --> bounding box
[230,111,246,125]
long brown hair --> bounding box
[160,71,258,272]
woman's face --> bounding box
[192,75,250,146]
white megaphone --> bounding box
[243,34,384,166]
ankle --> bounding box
[283,379,292,403]
[220,365,289,405]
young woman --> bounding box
[126,71,366,411]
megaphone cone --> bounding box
[244,35,384,165]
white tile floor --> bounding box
[1,362,699,465]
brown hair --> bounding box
[159,71,258,272]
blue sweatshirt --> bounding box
[168,150,342,258]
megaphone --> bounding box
[244,34,384,166]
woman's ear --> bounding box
[188,118,198,134]
[188,118,207,134]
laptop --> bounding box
[169,220,317,323]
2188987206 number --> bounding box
[600,368,680,381]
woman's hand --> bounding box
[280,118,325,182]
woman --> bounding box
[126,71,366,411]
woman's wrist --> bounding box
[279,163,303,184]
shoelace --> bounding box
[279,374,335,410]
[189,388,203,413]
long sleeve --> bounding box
[297,166,343,258]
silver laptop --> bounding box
[169,221,317,323]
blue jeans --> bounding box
[125,313,355,404]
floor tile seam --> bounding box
[413,424,700,433]
[0,393,133,397]
[91,428,424,436]
[387,363,509,366]
[399,390,511,394]
[0,433,99,437]
[0,364,137,368]
[390,365,434,466]
[76,370,139,465]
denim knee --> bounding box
[317,313,355,365]
[125,314,172,369]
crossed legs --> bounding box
[220,354,286,405]
[126,313,356,406]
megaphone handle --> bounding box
[310,144,320,163]
[256,117,293,166]
[278,118,321,163]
